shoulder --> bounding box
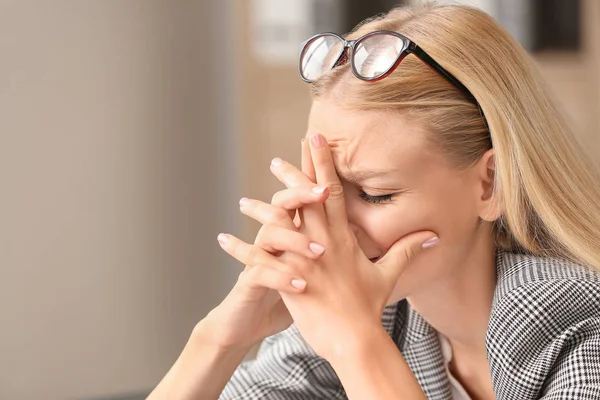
[487,252,600,398]
[492,251,600,324]
[489,250,600,347]
[490,251,600,337]
[493,251,600,302]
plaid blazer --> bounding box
[220,251,600,399]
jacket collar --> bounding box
[392,250,513,399]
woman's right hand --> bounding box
[147,146,322,400]
[198,160,328,351]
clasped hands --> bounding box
[217,133,438,361]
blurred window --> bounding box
[531,0,581,52]
[341,0,407,33]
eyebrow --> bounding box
[336,168,396,184]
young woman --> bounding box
[148,4,600,400]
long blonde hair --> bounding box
[311,4,600,270]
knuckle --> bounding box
[270,191,283,205]
[246,264,266,283]
[256,224,276,243]
[254,226,268,246]
[249,264,265,279]
[294,257,314,273]
[327,183,344,198]
[404,245,416,262]
[277,254,297,272]
[236,245,260,269]
[246,245,260,264]
[240,266,263,286]
[237,270,245,283]
[238,267,252,283]
[269,208,290,225]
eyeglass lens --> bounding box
[301,34,344,81]
[353,34,406,79]
[301,32,407,82]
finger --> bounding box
[270,158,313,188]
[217,233,296,274]
[377,231,440,285]
[309,133,347,227]
[239,197,296,230]
[271,186,329,210]
[239,264,307,294]
[298,136,330,235]
[298,137,318,229]
[269,157,327,222]
[240,189,327,227]
[301,137,316,183]
[255,224,326,259]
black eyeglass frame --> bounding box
[298,30,477,104]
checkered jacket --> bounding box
[220,251,600,399]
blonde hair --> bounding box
[311,4,600,270]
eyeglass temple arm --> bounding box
[411,45,477,103]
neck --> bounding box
[406,236,497,353]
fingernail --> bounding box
[422,237,439,249]
[291,279,307,290]
[217,233,229,245]
[271,158,283,167]
[312,186,327,194]
[311,134,324,148]
[301,138,305,143]
[239,197,249,207]
[309,242,325,255]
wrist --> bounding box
[325,324,426,400]
[147,318,252,400]
[192,316,256,356]
[325,322,391,367]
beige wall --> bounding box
[0,1,240,399]
[535,0,600,156]
[236,0,311,239]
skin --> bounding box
[147,99,500,400]
[304,99,499,399]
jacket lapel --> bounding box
[396,301,453,399]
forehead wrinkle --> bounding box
[308,101,416,182]
[337,168,397,185]
[328,136,360,180]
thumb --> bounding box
[376,231,439,284]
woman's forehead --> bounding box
[307,100,427,152]
[306,100,439,176]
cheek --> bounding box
[348,197,437,251]
[348,181,480,250]
[387,184,483,300]
[428,179,481,240]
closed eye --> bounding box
[358,190,394,204]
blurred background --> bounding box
[0,0,598,399]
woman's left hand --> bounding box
[219,134,439,362]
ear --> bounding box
[475,149,502,222]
